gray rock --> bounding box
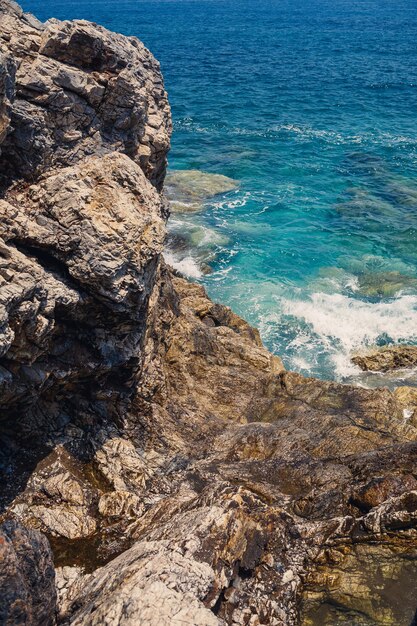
[0,152,165,414]
[0,0,171,189]
[63,541,220,626]
[0,49,15,150]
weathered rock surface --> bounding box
[0,0,171,189]
[0,151,166,422]
[2,2,417,626]
[0,519,57,625]
[352,344,417,372]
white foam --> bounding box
[163,251,202,279]
[281,293,417,378]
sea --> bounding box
[20,0,417,386]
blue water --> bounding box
[21,0,417,383]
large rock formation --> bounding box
[1,2,417,625]
[0,0,171,189]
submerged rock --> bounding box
[165,220,230,277]
[357,271,417,297]
[352,345,417,372]
[165,169,238,212]
[302,541,417,626]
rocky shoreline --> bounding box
[1,2,417,624]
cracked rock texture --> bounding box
[0,0,171,189]
[352,344,417,373]
[0,519,57,625]
[1,2,417,625]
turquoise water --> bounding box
[21,0,417,383]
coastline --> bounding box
[1,2,417,625]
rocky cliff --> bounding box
[1,2,417,625]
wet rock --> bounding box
[352,345,417,372]
[0,520,57,625]
[165,221,229,277]
[301,542,417,626]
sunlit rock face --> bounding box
[0,0,171,190]
[0,152,166,416]
[352,345,417,373]
[1,2,417,625]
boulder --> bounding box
[352,345,417,372]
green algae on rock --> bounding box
[357,271,417,298]
[301,542,417,626]
[165,169,238,212]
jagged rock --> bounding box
[0,48,15,150]
[0,520,57,625]
[9,445,99,540]
[98,491,144,519]
[0,0,171,189]
[93,436,150,491]
[56,566,84,619]
[62,541,220,626]
[2,3,417,626]
[350,474,417,512]
[352,344,417,372]
[395,386,417,423]
[0,152,165,414]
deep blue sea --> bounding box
[21,0,417,385]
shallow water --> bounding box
[21,0,417,384]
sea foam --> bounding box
[282,293,417,378]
